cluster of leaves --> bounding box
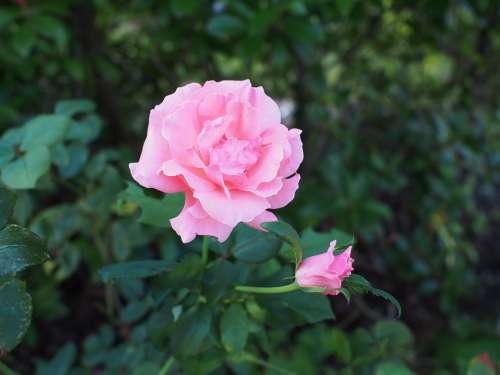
[0,188,49,353]
[0,97,404,373]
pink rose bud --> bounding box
[130,80,303,243]
[295,241,354,295]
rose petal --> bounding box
[279,129,303,177]
[162,159,216,192]
[247,143,284,186]
[129,108,185,193]
[171,194,232,243]
[245,210,278,230]
[250,179,284,198]
[162,101,200,153]
[194,189,269,227]
[268,174,300,209]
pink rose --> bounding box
[130,80,303,243]
[295,241,354,295]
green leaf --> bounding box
[132,363,161,375]
[339,288,351,303]
[120,300,150,324]
[262,221,303,266]
[279,291,334,323]
[0,224,50,277]
[336,0,353,17]
[171,0,200,16]
[35,342,77,375]
[207,15,244,39]
[117,182,184,227]
[326,329,351,363]
[203,259,247,302]
[55,99,96,117]
[66,114,102,143]
[284,18,324,44]
[0,142,15,168]
[52,143,89,178]
[0,187,16,229]
[0,278,32,352]
[99,260,173,282]
[1,146,51,189]
[375,361,415,375]
[342,274,371,294]
[220,304,249,353]
[165,254,204,287]
[20,114,69,151]
[53,244,80,281]
[373,321,413,348]
[344,274,402,317]
[231,225,282,263]
[171,306,212,357]
[370,287,402,318]
[12,27,36,57]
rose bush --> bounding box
[130,80,303,243]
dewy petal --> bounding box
[268,174,301,209]
[170,194,232,243]
[279,129,303,177]
[129,108,185,193]
[194,189,269,227]
[245,210,277,230]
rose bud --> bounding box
[295,240,354,295]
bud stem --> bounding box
[235,282,300,294]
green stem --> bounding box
[158,356,175,375]
[235,282,300,294]
[0,361,20,375]
[201,236,209,265]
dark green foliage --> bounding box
[0,189,49,353]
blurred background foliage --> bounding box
[0,0,499,374]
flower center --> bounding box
[210,137,258,175]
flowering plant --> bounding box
[0,84,400,374]
[129,80,400,308]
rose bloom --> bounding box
[130,80,303,243]
[295,241,354,295]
